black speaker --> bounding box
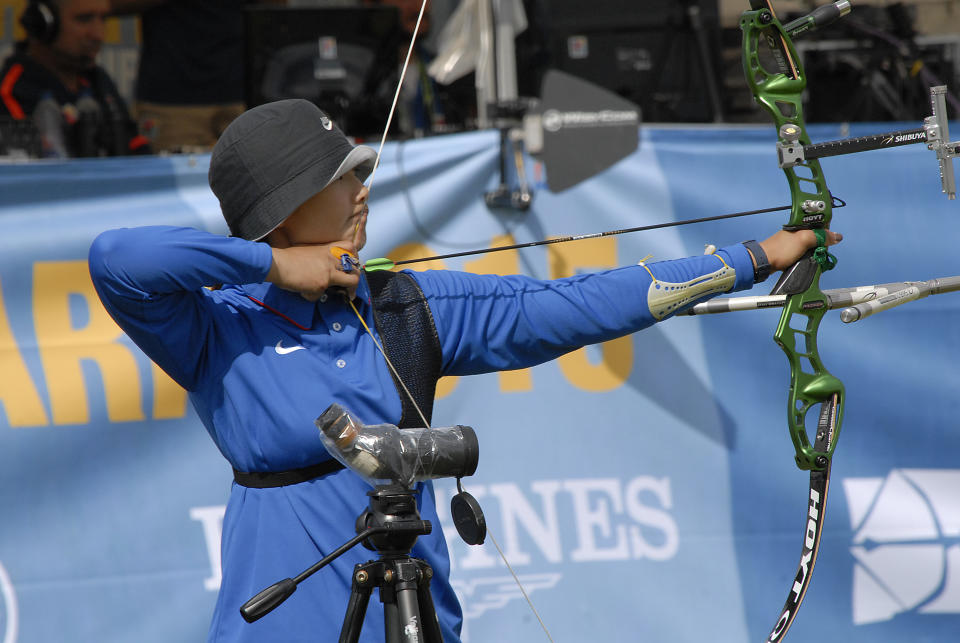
[518,0,723,122]
[20,0,59,44]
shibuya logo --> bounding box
[843,469,960,625]
[882,131,925,145]
[0,561,17,643]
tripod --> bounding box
[340,487,443,643]
[240,485,444,643]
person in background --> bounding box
[108,0,284,153]
[0,0,149,157]
[363,0,472,138]
[380,0,443,136]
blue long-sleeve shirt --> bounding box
[88,225,756,642]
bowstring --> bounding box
[347,298,431,429]
[363,0,428,200]
[358,2,554,639]
[347,297,555,642]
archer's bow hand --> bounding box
[760,228,843,272]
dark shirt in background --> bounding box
[135,0,246,105]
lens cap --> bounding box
[451,490,486,546]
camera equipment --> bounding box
[240,405,485,642]
[316,403,479,489]
[318,404,486,546]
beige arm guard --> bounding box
[645,263,737,320]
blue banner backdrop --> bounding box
[0,124,958,642]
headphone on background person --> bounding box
[20,0,60,44]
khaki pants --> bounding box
[135,102,246,153]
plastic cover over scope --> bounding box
[316,403,478,488]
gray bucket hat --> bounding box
[209,99,377,241]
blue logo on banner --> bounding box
[844,469,960,625]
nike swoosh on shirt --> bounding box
[275,340,306,355]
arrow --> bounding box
[361,197,846,271]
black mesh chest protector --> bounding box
[366,270,443,429]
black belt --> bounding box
[233,459,345,488]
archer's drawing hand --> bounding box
[267,241,360,301]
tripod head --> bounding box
[356,485,431,555]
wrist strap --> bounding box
[742,239,771,283]
[812,228,838,271]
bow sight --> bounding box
[776,85,960,199]
[746,0,960,199]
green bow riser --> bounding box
[741,5,844,472]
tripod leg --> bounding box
[395,584,423,643]
[340,563,377,643]
[389,558,436,643]
[415,562,444,643]
[383,583,402,643]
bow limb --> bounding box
[741,3,844,641]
